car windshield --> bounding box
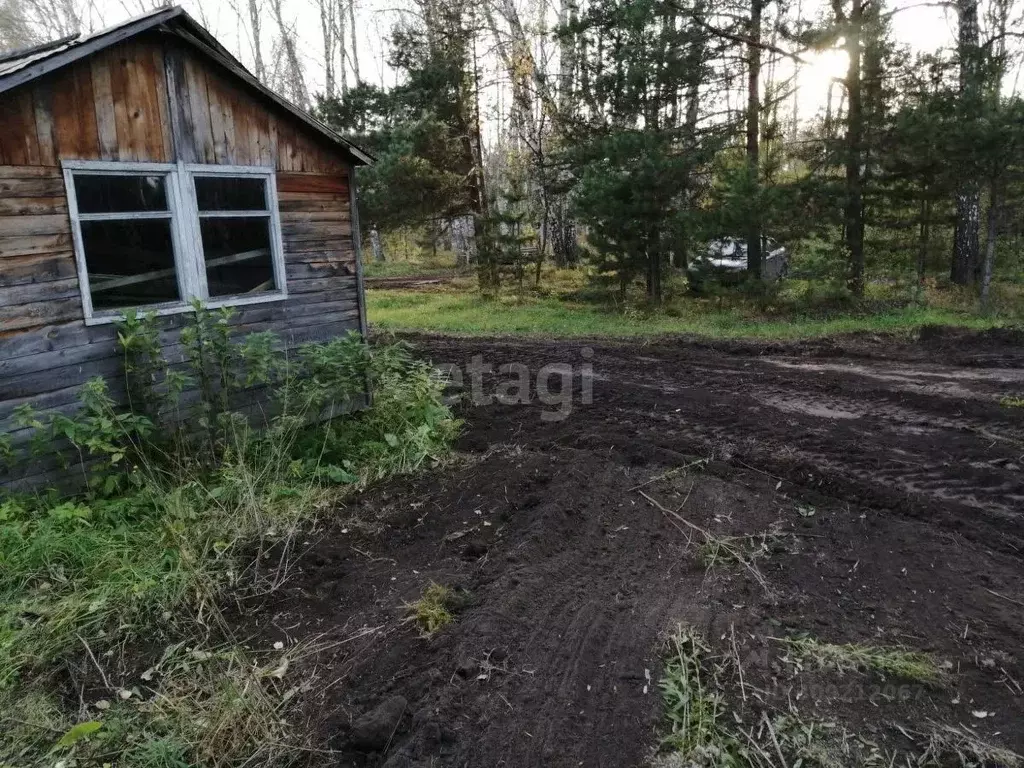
[705,237,782,258]
[708,239,744,258]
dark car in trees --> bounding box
[687,237,789,292]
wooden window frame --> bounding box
[63,160,288,326]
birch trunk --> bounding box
[248,0,266,82]
[843,0,865,296]
[270,0,310,109]
[746,0,763,280]
[951,0,981,285]
[916,196,931,299]
[369,227,384,263]
[348,0,361,84]
[319,0,336,99]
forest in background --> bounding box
[312,0,1024,312]
[4,0,1024,312]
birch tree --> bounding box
[951,0,982,285]
[317,0,338,98]
[980,0,1013,307]
[348,0,361,83]
[0,0,95,47]
[269,0,309,109]
[745,0,763,279]
[246,0,266,81]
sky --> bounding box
[171,0,406,92]
[790,0,995,116]
[36,0,1024,127]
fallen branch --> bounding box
[762,712,791,768]
[627,459,707,491]
[78,634,113,691]
[638,490,774,596]
[985,587,1024,609]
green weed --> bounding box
[0,492,192,689]
[1,643,300,767]
[1000,395,1024,408]
[654,627,1003,768]
[409,582,457,636]
[656,627,839,767]
[658,626,742,765]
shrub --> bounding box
[8,307,459,496]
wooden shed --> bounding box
[0,6,372,489]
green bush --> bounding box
[9,306,458,494]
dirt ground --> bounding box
[362,275,458,289]
[244,326,1024,767]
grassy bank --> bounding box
[0,310,459,767]
[367,289,1008,340]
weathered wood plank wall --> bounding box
[0,33,365,489]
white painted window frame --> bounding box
[63,160,288,326]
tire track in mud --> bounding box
[255,330,1024,767]
[414,333,1024,545]
[608,369,1024,537]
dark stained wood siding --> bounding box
[0,166,79,336]
[0,34,365,490]
[164,42,348,172]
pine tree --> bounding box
[559,0,721,304]
[488,166,534,296]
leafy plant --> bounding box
[117,308,187,425]
[659,626,740,764]
[409,582,457,636]
[10,379,155,496]
[180,300,240,453]
[0,434,13,472]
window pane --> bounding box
[75,174,168,213]
[194,176,267,211]
[81,219,179,309]
[200,217,276,297]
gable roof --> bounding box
[0,6,372,165]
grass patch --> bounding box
[656,626,839,767]
[408,582,459,636]
[0,492,202,690]
[360,228,462,279]
[918,722,1023,767]
[658,626,739,762]
[0,310,461,766]
[367,289,1008,340]
[1,642,304,767]
[1000,395,1024,408]
[776,636,945,685]
[655,626,1018,768]
[363,261,462,278]
[698,528,785,570]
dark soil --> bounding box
[242,327,1024,767]
[363,275,460,290]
